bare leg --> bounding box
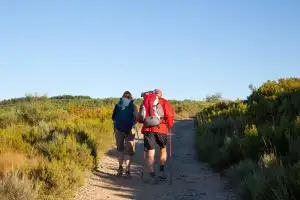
[159,147,167,166]
[147,149,155,173]
[118,152,124,167]
[116,151,124,176]
[124,133,135,177]
[158,147,167,180]
[124,155,132,171]
[114,128,124,169]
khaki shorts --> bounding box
[114,128,135,155]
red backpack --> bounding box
[139,92,164,127]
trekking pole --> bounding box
[113,122,115,137]
[141,149,146,178]
[169,131,173,185]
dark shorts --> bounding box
[144,132,168,151]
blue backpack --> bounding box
[114,98,135,132]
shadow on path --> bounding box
[74,120,236,200]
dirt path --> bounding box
[74,120,236,200]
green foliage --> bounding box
[50,95,92,100]
[205,92,223,102]
[167,99,212,119]
[0,94,207,200]
[29,159,83,200]
[195,77,300,200]
[0,97,115,200]
[247,77,300,125]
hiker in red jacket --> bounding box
[138,89,174,184]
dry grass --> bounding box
[0,172,37,200]
[0,151,38,176]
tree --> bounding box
[205,92,222,102]
[248,83,257,92]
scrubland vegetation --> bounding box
[3,77,298,200]
[0,94,207,200]
[195,77,300,200]
[0,96,115,200]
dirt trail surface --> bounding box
[74,120,236,200]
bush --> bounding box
[226,159,260,187]
[0,95,206,199]
[227,159,294,200]
[0,172,37,200]
[0,97,115,199]
[29,159,83,200]
[196,77,300,200]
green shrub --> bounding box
[195,77,300,200]
[287,161,300,199]
[226,159,260,187]
[0,97,116,199]
[196,125,223,165]
[1,95,207,199]
[29,159,83,200]
[228,161,293,200]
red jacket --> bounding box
[138,98,174,134]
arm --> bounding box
[111,104,117,121]
[163,100,175,129]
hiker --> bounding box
[138,89,174,183]
[112,91,139,178]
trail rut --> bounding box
[74,120,236,200]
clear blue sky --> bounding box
[1,0,299,101]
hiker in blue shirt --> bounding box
[112,91,139,178]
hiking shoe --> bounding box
[125,170,132,179]
[117,166,123,176]
[158,171,167,181]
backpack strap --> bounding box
[128,100,135,125]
